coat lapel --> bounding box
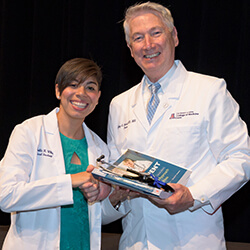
[150,61,188,126]
[83,123,102,166]
[131,80,150,131]
[43,108,65,174]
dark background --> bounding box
[0,0,249,243]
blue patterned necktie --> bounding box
[147,82,161,124]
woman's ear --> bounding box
[55,84,61,100]
[96,90,101,105]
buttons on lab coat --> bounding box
[163,103,169,109]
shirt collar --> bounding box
[143,62,177,94]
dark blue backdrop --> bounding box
[0,0,249,243]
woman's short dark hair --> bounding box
[55,58,102,94]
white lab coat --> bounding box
[103,60,250,249]
[0,108,109,250]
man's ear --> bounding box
[127,43,134,58]
[172,27,179,47]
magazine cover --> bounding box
[92,149,191,199]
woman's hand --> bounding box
[71,171,95,188]
[72,165,111,202]
[79,180,111,203]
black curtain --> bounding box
[0,0,249,243]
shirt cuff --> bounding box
[188,186,214,214]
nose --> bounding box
[76,85,86,96]
[143,35,153,50]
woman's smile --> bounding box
[70,100,88,110]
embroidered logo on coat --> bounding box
[169,111,199,119]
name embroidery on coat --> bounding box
[37,148,54,158]
[118,119,136,129]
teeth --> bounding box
[71,101,87,108]
[144,52,160,58]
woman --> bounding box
[0,58,111,249]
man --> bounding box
[102,2,250,249]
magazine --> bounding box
[92,149,191,199]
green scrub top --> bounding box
[59,133,90,250]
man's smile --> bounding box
[144,52,161,59]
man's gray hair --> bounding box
[123,1,175,44]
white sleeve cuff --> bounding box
[188,185,215,214]
[101,195,130,225]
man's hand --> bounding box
[109,186,140,207]
[148,183,194,214]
